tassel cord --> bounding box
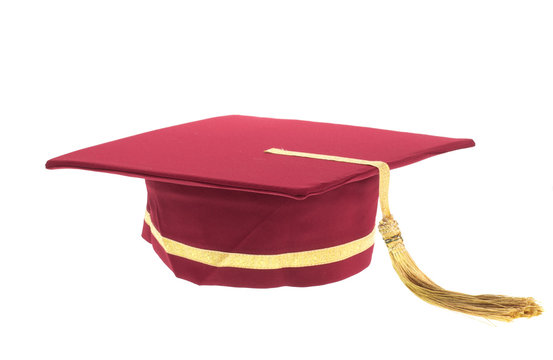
[265,147,543,321]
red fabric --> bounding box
[145,177,378,255]
[46,115,475,288]
[142,178,377,287]
[46,115,475,199]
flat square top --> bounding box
[46,115,474,198]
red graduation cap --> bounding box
[46,115,541,321]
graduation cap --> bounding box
[46,115,542,321]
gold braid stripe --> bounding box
[145,211,375,270]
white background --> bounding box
[1,1,552,359]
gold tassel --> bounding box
[379,216,543,321]
[265,148,543,321]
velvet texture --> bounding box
[142,177,379,287]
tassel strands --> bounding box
[378,216,543,321]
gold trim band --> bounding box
[145,211,375,270]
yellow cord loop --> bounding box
[265,148,542,321]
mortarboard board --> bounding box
[46,115,542,321]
